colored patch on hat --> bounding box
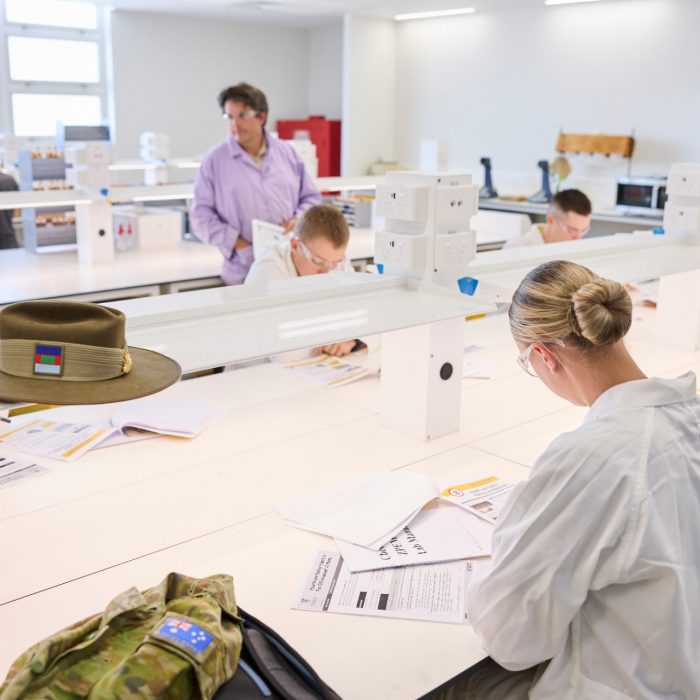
[152,617,214,656]
[34,344,64,376]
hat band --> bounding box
[0,338,132,382]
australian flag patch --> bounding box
[152,617,214,657]
[34,344,64,376]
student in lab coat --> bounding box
[246,204,365,358]
[454,260,700,699]
[503,189,592,248]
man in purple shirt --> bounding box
[191,82,321,285]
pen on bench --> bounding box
[0,417,11,423]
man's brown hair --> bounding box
[297,205,349,249]
[551,189,592,217]
[217,83,268,126]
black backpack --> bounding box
[214,608,342,700]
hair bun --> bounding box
[571,279,632,346]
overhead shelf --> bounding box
[111,273,494,373]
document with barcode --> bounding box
[293,550,472,624]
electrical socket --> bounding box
[434,186,478,225]
[375,231,428,269]
[375,184,428,222]
[434,232,475,268]
[663,204,700,233]
[666,164,700,198]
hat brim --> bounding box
[0,347,181,405]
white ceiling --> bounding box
[96,0,572,27]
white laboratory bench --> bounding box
[0,227,376,306]
[478,197,663,230]
[1,302,698,698]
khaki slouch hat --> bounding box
[0,301,181,404]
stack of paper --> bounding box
[335,502,492,573]
[275,470,440,549]
[285,354,370,389]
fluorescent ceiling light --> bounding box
[544,0,601,5]
[395,8,475,21]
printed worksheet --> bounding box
[285,354,370,388]
[440,476,515,524]
[335,503,491,572]
[0,454,48,488]
[293,550,473,624]
[0,419,115,461]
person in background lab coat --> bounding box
[503,189,592,248]
[451,260,700,699]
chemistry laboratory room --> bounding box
[0,0,699,697]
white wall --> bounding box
[308,21,342,119]
[394,0,700,202]
[109,11,310,160]
[341,15,396,176]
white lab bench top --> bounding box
[0,305,698,698]
[0,228,376,306]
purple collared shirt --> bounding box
[191,134,321,284]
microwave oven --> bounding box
[616,176,667,216]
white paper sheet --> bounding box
[285,354,371,388]
[0,454,48,488]
[293,550,472,624]
[462,344,491,379]
[335,503,492,572]
[0,418,115,462]
[440,476,515,524]
[251,219,287,258]
[276,470,440,549]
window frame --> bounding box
[0,0,109,142]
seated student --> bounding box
[246,204,362,358]
[451,260,699,699]
[503,189,592,248]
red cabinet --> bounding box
[276,116,341,177]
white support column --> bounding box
[655,270,700,350]
[380,317,464,441]
[75,200,114,265]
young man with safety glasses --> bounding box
[504,189,592,248]
[246,205,364,357]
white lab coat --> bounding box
[466,373,700,699]
[502,223,545,249]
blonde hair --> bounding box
[296,205,349,249]
[509,260,632,348]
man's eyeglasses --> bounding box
[222,110,259,122]
[297,238,346,271]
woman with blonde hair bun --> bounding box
[456,260,700,699]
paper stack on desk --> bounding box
[335,502,492,573]
[275,470,440,549]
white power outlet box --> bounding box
[434,186,478,226]
[663,204,700,233]
[375,231,428,269]
[666,164,700,198]
[434,232,475,268]
[375,184,428,222]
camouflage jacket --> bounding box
[0,572,242,699]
